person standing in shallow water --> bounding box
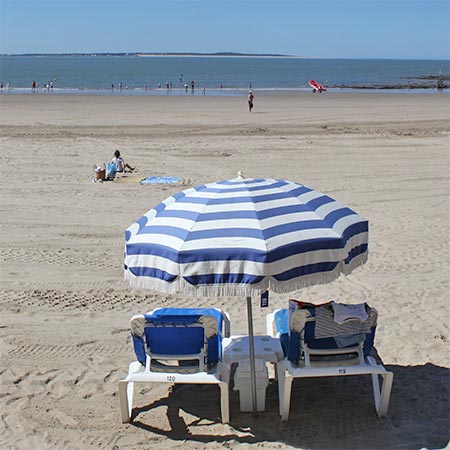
[248,90,254,112]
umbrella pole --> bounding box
[246,296,258,415]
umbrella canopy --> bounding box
[124,177,368,296]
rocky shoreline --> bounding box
[332,83,449,90]
[332,73,449,90]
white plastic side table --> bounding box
[222,335,284,366]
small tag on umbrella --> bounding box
[260,291,269,308]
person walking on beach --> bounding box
[248,90,254,112]
[112,150,135,173]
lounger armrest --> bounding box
[149,352,204,361]
[131,333,147,365]
[222,311,231,338]
[266,311,278,337]
[305,343,363,356]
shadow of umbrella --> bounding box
[125,363,449,449]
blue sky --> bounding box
[1,0,449,59]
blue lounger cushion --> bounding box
[132,308,224,366]
[273,307,376,365]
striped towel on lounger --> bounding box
[314,305,372,339]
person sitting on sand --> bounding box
[112,150,135,173]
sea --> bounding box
[0,55,449,96]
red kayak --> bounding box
[309,79,327,93]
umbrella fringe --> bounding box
[124,251,368,297]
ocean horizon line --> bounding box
[1,51,296,58]
[2,53,449,61]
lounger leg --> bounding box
[219,381,230,424]
[371,372,381,412]
[376,371,393,418]
[280,374,293,422]
[119,380,134,423]
[370,369,393,418]
[276,364,285,417]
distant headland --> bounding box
[2,52,295,58]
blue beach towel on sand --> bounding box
[140,176,180,185]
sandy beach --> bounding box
[0,91,449,449]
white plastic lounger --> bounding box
[266,304,393,421]
[119,307,231,424]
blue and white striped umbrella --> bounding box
[124,177,368,296]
